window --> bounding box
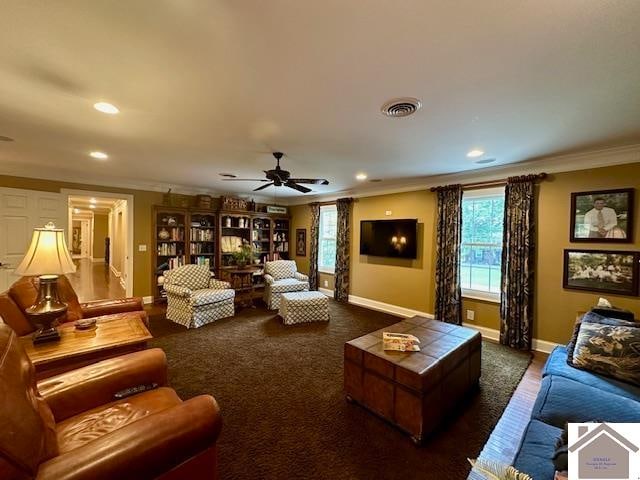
[460,187,505,302]
[318,204,337,274]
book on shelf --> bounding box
[193,256,212,268]
[190,227,214,241]
[158,243,184,256]
[158,227,184,241]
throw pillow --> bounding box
[571,322,640,386]
[566,311,637,366]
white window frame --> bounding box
[461,186,505,303]
[318,204,337,274]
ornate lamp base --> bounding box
[26,274,68,345]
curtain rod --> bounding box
[430,173,547,192]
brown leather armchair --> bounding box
[0,323,222,480]
[0,275,147,336]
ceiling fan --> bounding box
[222,152,329,193]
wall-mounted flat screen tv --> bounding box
[360,219,418,259]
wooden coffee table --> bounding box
[19,314,152,379]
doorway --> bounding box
[64,190,134,301]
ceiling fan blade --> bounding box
[288,178,329,185]
[222,178,269,182]
[285,182,311,194]
[253,182,274,191]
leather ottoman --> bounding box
[344,316,481,444]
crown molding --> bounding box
[0,161,277,203]
[3,144,638,206]
[282,143,640,205]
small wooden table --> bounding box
[19,314,152,379]
[226,268,258,308]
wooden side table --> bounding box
[19,314,152,379]
[226,268,258,308]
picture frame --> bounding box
[563,249,639,296]
[570,188,634,242]
[295,228,306,256]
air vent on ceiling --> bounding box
[0,135,14,142]
[381,97,422,118]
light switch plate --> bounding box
[466,309,475,321]
[138,244,147,252]
[323,280,328,287]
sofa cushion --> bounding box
[270,278,309,293]
[265,261,296,281]
[566,311,638,365]
[543,346,640,402]
[513,419,562,480]
[191,288,235,307]
[572,321,640,386]
[531,375,640,429]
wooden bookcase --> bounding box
[153,206,189,302]
[152,205,289,303]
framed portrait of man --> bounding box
[570,188,634,242]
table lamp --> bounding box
[14,222,76,344]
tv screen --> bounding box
[360,219,418,259]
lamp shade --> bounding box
[14,222,76,276]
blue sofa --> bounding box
[513,346,640,479]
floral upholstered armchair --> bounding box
[164,265,235,328]
[263,260,309,310]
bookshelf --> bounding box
[153,207,188,302]
[152,205,289,303]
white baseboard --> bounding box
[347,294,434,319]
[110,265,121,278]
[462,322,560,354]
[320,288,559,354]
[143,295,154,304]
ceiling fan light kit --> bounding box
[222,152,329,194]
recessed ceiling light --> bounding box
[89,151,108,159]
[89,205,96,209]
[467,149,484,158]
[475,158,496,165]
[0,135,14,142]
[93,102,119,114]
[90,198,97,204]
[356,173,368,181]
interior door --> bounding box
[0,188,65,292]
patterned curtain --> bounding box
[308,202,320,291]
[334,198,353,302]
[434,185,463,325]
[500,175,537,350]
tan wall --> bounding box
[92,214,109,259]
[0,175,163,297]
[289,162,640,344]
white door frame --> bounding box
[61,189,134,297]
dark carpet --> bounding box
[148,301,531,480]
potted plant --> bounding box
[233,240,253,268]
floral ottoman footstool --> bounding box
[278,291,330,325]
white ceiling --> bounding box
[1,0,639,199]
[69,195,119,214]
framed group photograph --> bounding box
[295,228,306,256]
[563,249,639,296]
[570,188,634,242]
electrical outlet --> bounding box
[138,244,147,252]
[466,309,475,321]
[323,280,329,288]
